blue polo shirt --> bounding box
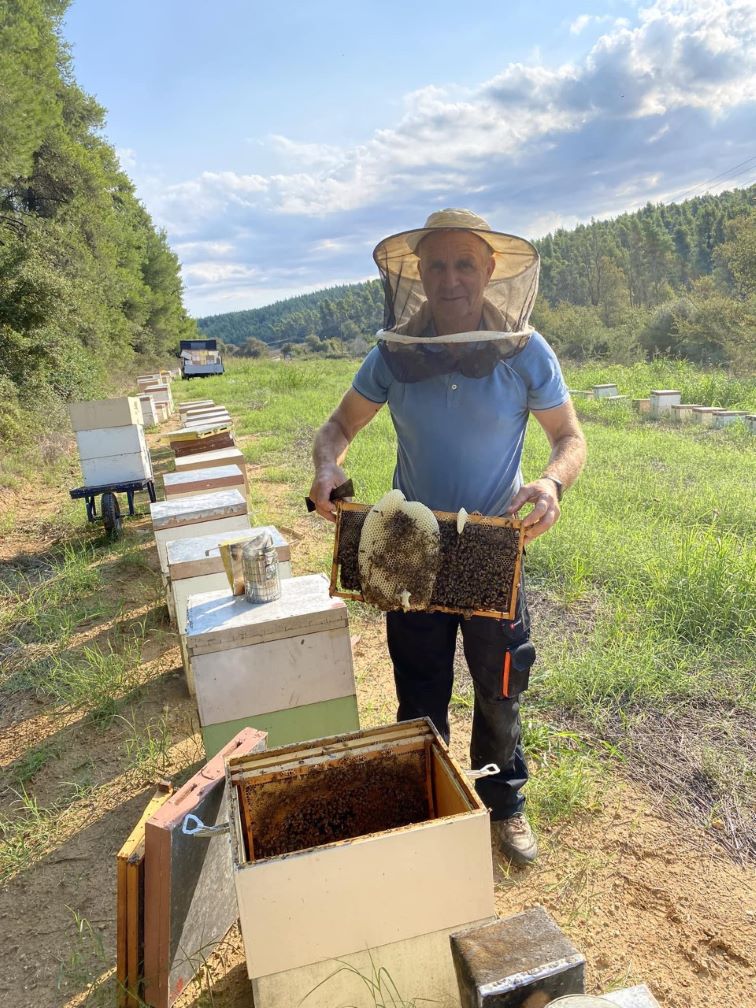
[352,331,568,515]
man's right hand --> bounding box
[308,463,348,522]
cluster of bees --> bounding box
[242,751,430,859]
[336,506,520,615]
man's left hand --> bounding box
[505,479,561,543]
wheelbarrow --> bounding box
[69,477,157,540]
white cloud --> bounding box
[138,0,756,315]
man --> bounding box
[309,209,586,865]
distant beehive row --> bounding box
[570,384,756,430]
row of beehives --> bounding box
[571,384,756,430]
[68,373,179,489]
[120,393,663,1008]
[122,392,495,1008]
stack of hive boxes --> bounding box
[69,397,152,487]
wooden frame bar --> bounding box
[328,501,524,620]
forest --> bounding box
[0,0,197,443]
[198,186,755,371]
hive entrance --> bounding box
[238,747,432,860]
[332,504,523,618]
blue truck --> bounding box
[179,338,224,379]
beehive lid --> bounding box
[650,389,681,395]
[692,406,723,413]
[174,447,244,470]
[163,465,244,494]
[186,574,346,655]
[143,727,267,1008]
[150,489,247,531]
[167,525,290,580]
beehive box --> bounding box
[174,447,247,481]
[670,403,701,423]
[184,413,232,428]
[224,719,495,998]
[185,575,359,757]
[166,526,292,693]
[331,502,524,619]
[145,383,174,414]
[650,389,681,415]
[163,465,246,501]
[179,399,214,414]
[138,395,158,427]
[592,383,618,399]
[713,410,748,428]
[68,397,143,432]
[150,490,250,575]
[691,406,724,426]
[172,432,235,458]
[76,422,153,486]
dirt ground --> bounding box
[0,437,754,1008]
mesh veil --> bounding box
[372,221,540,382]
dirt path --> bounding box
[0,447,753,1007]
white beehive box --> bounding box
[224,720,495,997]
[174,447,247,479]
[713,410,747,428]
[68,397,143,432]
[650,389,681,415]
[185,575,359,756]
[691,406,724,426]
[593,383,618,399]
[670,403,701,423]
[145,383,174,414]
[163,465,246,501]
[179,399,214,414]
[138,394,158,426]
[167,526,292,692]
[76,422,152,486]
[76,424,148,460]
[150,490,250,575]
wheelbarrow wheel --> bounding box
[101,491,122,540]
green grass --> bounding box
[177,358,755,847]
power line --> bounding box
[672,154,756,203]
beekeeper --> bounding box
[309,209,586,865]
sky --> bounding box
[62,0,756,319]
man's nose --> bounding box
[440,265,462,288]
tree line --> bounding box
[0,0,197,443]
[199,186,755,371]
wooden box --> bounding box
[174,447,247,480]
[166,526,292,693]
[150,490,250,575]
[670,403,701,423]
[650,389,681,415]
[68,396,142,432]
[331,502,524,619]
[172,432,235,457]
[138,395,158,426]
[592,383,618,399]
[185,575,359,757]
[163,465,246,501]
[179,399,214,413]
[224,719,495,988]
[691,406,724,426]
[80,449,152,486]
[76,423,148,460]
[713,410,747,428]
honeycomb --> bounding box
[358,491,441,611]
[335,504,522,617]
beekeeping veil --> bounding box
[372,208,539,382]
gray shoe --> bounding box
[493,813,538,865]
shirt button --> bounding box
[451,384,458,390]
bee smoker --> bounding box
[242,531,281,604]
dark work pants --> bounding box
[386,581,532,821]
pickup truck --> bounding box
[179,338,224,379]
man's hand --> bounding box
[308,463,348,522]
[506,478,561,543]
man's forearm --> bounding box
[313,417,350,470]
[542,433,587,489]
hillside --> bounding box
[197,186,755,370]
[0,1,197,456]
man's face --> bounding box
[417,230,495,336]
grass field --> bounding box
[0,355,754,1006]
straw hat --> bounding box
[372,208,539,282]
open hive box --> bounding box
[225,719,495,995]
[330,500,525,619]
